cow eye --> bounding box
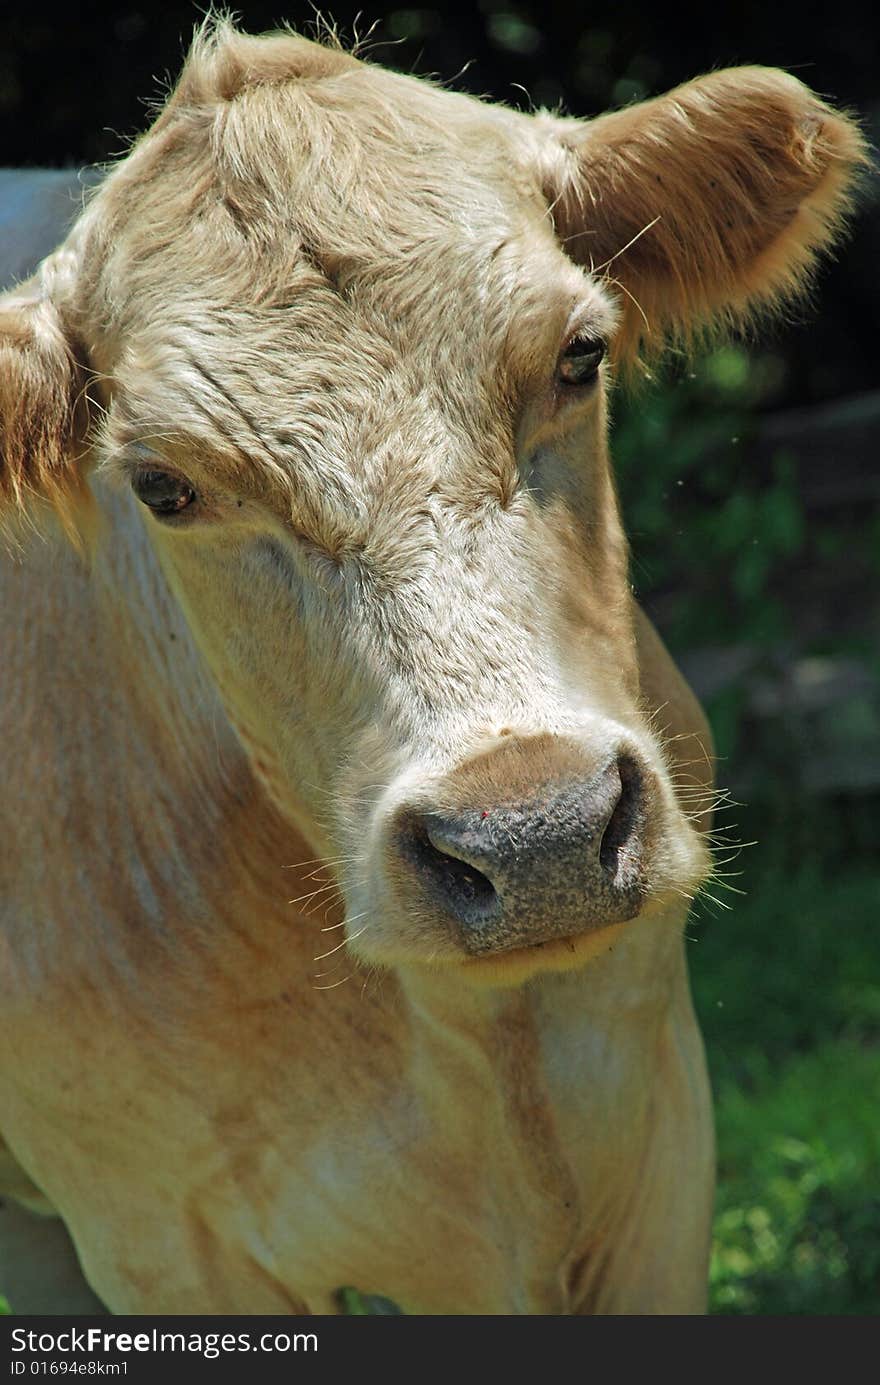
[558,335,606,386]
[132,469,197,516]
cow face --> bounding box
[0,24,864,982]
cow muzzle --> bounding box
[386,737,652,957]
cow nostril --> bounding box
[408,825,498,920]
[599,755,644,877]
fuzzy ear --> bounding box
[542,67,869,366]
[0,254,91,539]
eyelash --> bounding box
[128,328,607,524]
[131,468,198,518]
[557,334,606,387]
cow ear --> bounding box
[543,68,868,369]
[0,252,92,542]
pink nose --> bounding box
[393,754,647,953]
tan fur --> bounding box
[0,21,862,1315]
[0,259,94,541]
[542,67,868,367]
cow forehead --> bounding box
[102,238,611,541]
[86,50,614,523]
[93,52,552,283]
[105,221,607,445]
[83,43,610,341]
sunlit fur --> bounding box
[543,66,867,368]
[0,20,864,1314]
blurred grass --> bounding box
[615,341,879,1314]
[690,826,880,1315]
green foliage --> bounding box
[0,1295,10,1314]
[613,344,878,774]
[709,1043,880,1314]
[691,835,880,1315]
[337,1286,404,1314]
[614,344,796,650]
[618,341,878,1308]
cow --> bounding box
[0,21,864,1315]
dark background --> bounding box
[2,0,879,405]
[1,1,878,1315]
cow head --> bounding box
[0,23,865,983]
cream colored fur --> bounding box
[0,21,864,1314]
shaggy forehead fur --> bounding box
[70,24,612,552]
[0,20,865,544]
